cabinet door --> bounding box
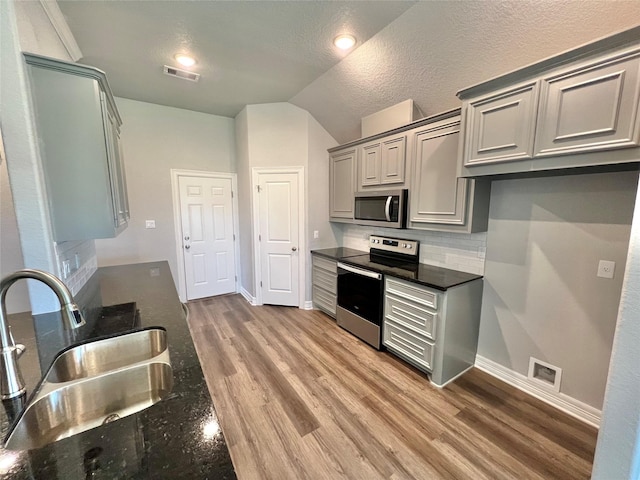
[329,148,356,220]
[535,50,640,157]
[380,135,406,185]
[462,81,539,166]
[101,94,128,230]
[410,117,469,226]
[360,142,381,187]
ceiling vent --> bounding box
[163,65,200,82]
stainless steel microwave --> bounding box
[354,189,408,229]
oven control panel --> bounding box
[369,235,419,258]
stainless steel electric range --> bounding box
[336,235,420,349]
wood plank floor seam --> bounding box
[187,295,597,480]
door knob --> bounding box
[185,245,190,250]
[292,247,297,251]
[184,235,190,241]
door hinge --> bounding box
[235,275,237,281]
[259,234,261,241]
[256,185,261,192]
[260,281,263,287]
[233,234,236,241]
[231,190,234,198]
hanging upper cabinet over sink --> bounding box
[458,26,640,177]
[24,53,130,242]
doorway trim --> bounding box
[251,166,306,307]
[171,169,240,302]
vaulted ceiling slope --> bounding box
[292,1,640,144]
[57,0,415,118]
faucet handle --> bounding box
[8,326,25,358]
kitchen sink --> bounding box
[4,328,173,451]
[45,327,168,383]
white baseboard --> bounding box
[474,355,601,428]
[239,287,256,306]
[302,301,313,310]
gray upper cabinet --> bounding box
[409,112,490,233]
[458,28,640,177]
[328,109,490,233]
[358,133,407,190]
[535,50,640,157]
[25,53,129,242]
[462,81,539,166]
[329,147,356,221]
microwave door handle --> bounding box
[385,196,392,221]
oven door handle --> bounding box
[337,262,382,280]
[384,195,392,222]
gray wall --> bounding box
[234,107,254,297]
[95,98,235,290]
[235,103,338,302]
[0,150,29,313]
[592,174,640,478]
[0,0,68,313]
[477,171,638,409]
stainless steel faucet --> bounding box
[0,269,86,399]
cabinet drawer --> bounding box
[312,268,337,294]
[385,294,437,340]
[385,277,439,310]
[312,255,337,273]
[313,287,336,317]
[383,319,434,371]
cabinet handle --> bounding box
[292,247,297,252]
[185,245,190,250]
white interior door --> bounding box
[179,175,236,300]
[257,172,300,306]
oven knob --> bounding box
[406,244,412,249]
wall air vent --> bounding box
[163,65,200,82]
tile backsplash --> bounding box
[55,240,98,295]
[340,225,486,275]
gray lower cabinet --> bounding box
[25,53,129,242]
[329,147,356,222]
[383,276,483,387]
[408,113,490,233]
[458,30,640,177]
[312,254,337,318]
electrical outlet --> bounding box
[313,230,319,239]
[597,260,615,279]
[145,220,156,229]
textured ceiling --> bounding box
[57,0,415,118]
[57,1,640,145]
[291,1,640,144]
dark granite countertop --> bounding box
[311,247,368,260]
[335,254,482,291]
[0,261,235,479]
[311,248,481,290]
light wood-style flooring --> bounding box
[187,294,597,480]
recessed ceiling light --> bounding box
[175,54,197,67]
[333,34,356,50]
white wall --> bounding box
[477,171,638,410]
[95,98,235,290]
[592,175,640,478]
